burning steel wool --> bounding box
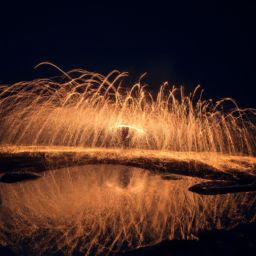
[0,62,255,155]
[0,63,256,255]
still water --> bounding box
[0,165,255,255]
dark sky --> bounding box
[0,0,256,107]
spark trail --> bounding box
[0,62,255,156]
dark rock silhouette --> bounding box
[0,172,41,183]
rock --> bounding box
[188,180,256,195]
[0,172,41,183]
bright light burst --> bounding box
[114,124,145,134]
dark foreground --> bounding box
[0,223,255,256]
[123,223,256,256]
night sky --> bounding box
[0,0,255,107]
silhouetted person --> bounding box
[120,126,130,148]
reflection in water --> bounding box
[0,165,255,255]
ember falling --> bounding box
[0,62,255,154]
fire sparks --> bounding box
[0,63,256,255]
[0,62,255,155]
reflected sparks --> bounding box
[0,165,255,255]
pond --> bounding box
[0,165,255,255]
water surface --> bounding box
[0,165,255,255]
